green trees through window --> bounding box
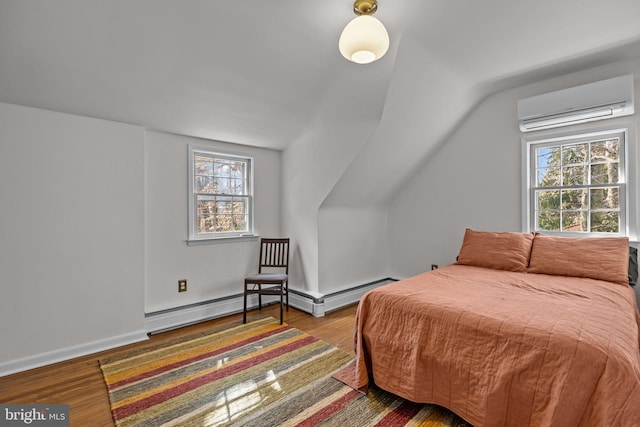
[533,133,623,234]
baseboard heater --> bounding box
[144,277,396,333]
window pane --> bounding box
[590,139,619,162]
[197,214,215,233]
[230,161,245,178]
[195,175,214,193]
[537,211,560,231]
[590,187,619,209]
[562,143,587,165]
[232,199,246,213]
[591,212,619,233]
[537,190,560,210]
[195,156,213,175]
[197,196,215,210]
[216,197,232,215]
[562,189,587,209]
[233,215,247,231]
[537,167,560,187]
[591,163,619,184]
[562,165,587,185]
[214,177,230,193]
[218,215,233,232]
[562,211,587,232]
[537,146,560,168]
[214,161,231,177]
[229,178,244,195]
[196,197,215,233]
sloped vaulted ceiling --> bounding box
[2,1,640,189]
[1,0,640,154]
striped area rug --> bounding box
[100,317,471,426]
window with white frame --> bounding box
[525,128,632,236]
[188,146,253,240]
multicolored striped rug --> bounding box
[100,317,471,426]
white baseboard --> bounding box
[1,278,396,377]
[145,294,303,333]
[288,278,395,317]
[321,278,395,314]
[145,293,322,334]
[145,295,259,333]
[0,330,148,378]
[144,278,397,334]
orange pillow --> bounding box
[528,234,629,286]
[456,229,534,272]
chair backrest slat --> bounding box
[258,238,289,274]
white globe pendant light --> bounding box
[339,0,389,64]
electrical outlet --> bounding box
[178,279,187,292]
[431,264,438,270]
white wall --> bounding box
[282,67,391,294]
[0,103,147,373]
[315,35,478,293]
[0,109,281,374]
[144,131,281,313]
[388,59,640,283]
[318,207,390,293]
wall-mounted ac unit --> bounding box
[517,74,635,132]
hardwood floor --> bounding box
[0,304,358,427]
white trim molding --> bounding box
[292,278,397,317]
[145,277,396,333]
[145,295,257,333]
[1,278,396,376]
[0,330,148,377]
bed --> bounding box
[351,230,640,426]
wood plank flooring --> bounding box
[0,304,358,427]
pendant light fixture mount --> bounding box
[353,0,377,15]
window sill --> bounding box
[186,235,260,246]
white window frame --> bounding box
[188,145,255,243]
[522,124,637,239]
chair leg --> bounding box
[258,284,262,310]
[243,282,247,324]
[279,289,283,325]
[285,281,289,311]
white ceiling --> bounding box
[1,0,640,151]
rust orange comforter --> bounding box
[353,264,640,426]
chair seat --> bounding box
[245,273,288,283]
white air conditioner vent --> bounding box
[517,75,635,132]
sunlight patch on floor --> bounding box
[203,370,282,426]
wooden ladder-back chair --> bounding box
[243,238,290,324]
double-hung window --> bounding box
[188,146,253,241]
[525,128,633,236]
